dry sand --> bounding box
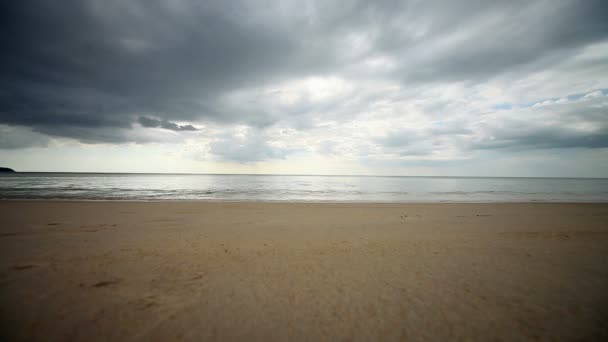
[0,201,607,341]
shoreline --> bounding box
[3,171,607,179]
[2,198,608,204]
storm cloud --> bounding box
[0,0,607,173]
[137,116,198,131]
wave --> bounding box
[2,174,608,202]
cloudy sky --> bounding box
[1,0,607,176]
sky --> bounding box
[1,0,608,177]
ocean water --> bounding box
[0,173,607,202]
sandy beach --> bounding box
[1,201,607,341]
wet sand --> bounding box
[1,201,607,341]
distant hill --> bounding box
[0,167,16,173]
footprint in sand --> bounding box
[92,279,123,287]
[12,264,36,271]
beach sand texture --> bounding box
[1,201,607,341]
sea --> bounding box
[1,173,608,202]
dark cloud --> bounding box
[137,116,198,131]
[471,96,608,151]
[474,126,608,151]
[0,0,607,170]
[0,125,50,149]
[0,0,314,139]
[391,1,608,82]
[32,126,145,144]
[500,132,608,150]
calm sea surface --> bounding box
[1,173,607,202]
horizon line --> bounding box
[2,171,607,179]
